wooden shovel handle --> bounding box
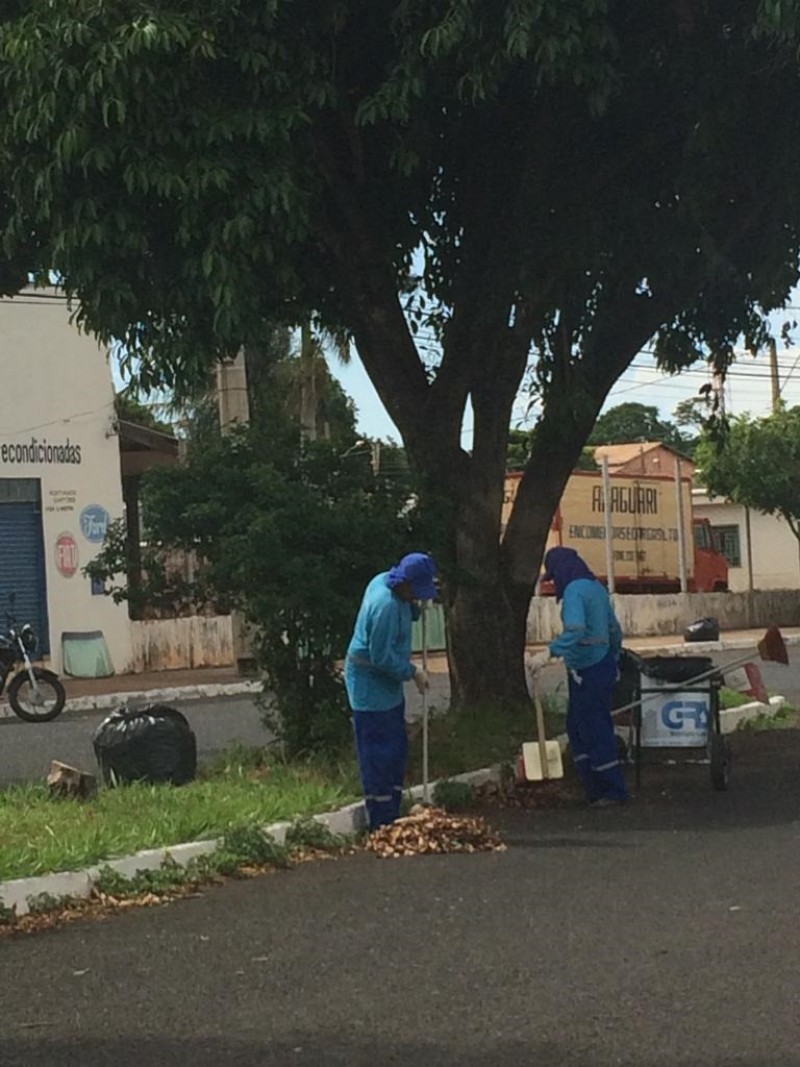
[533,674,549,780]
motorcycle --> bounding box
[0,596,66,723]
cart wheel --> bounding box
[709,735,731,791]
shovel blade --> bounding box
[521,740,564,781]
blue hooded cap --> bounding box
[387,552,438,601]
[543,546,595,602]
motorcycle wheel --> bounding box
[8,668,67,723]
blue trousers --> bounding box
[567,652,629,803]
[352,703,408,830]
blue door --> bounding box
[0,480,50,656]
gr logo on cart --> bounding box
[661,700,709,731]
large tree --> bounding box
[2,3,800,706]
[588,402,691,452]
[696,408,800,558]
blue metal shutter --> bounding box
[0,499,50,656]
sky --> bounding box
[327,291,800,447]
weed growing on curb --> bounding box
[26,892,71,915]
[285,817,347,852]
[737,705,798,731]
[221,826,290,869]
[0,898,17,925]
[432,780,475,812]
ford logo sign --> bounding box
[80,504,110,544]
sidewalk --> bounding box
[0,665,256,720]
[2,626,797,719]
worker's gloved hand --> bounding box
[526,650,551,674]
[413,668,430,694]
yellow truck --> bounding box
[503,469,728,593]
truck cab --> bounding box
[692,518,729,592]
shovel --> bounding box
[421,601,430,804]
[520,670,564,781]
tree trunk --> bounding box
[446,575,530,708]
[316,153,677,711]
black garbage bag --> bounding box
[639,655,719,684]
[684,617,720,643]
[93,704,197,786]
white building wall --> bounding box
[0,288,132,673]
[692,490,800,592]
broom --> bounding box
[610,625,789,723]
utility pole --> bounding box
[674,457,689,594]
[216,350,255,676]
[216,350,250,429]
[601,455,615,595]
[769,337,781,413]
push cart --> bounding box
[614,652,731,791]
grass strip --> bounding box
[0,761,359,882]
[0,695,568,884]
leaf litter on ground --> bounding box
[365,805,506,858]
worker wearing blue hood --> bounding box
[345,552,437,829]
[528,546,629,807]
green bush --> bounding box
[91,406,420,757]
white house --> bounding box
[0,286,133,673]
[692,488,800,592]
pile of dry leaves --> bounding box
[366,805,506,858]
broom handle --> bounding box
[534,674,549,780]
[610,650,756,721]
[421,602,429,804]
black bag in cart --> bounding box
[93,704,197,786]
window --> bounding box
[712,524,741,568]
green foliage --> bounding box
[432,779,474,812]
[1,3,797,393]
[736,705,797,732]
[114,389,174,435]
[696,407,800,542]
[0,768,358,882]
[588,403,692,453]
[83,516,212,617]
[139,415,416,755]
[219,825,289,869]
[285,817,347,852]
[0,898,17,925]
[508,430,597,472]
[719,688,752,710]
[4,0,800,706]
[25,891,70,915]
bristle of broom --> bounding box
[757,626,789,665]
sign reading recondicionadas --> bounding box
[0,436,82,465]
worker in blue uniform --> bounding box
[528,546,629,807]
[345,552,437,830]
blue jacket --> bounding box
[345,573,417,711]
[549,578,622,671]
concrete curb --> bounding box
[0,680,261,720]
[0,764,502,917]
[624,634,800,658]
[720,695,787,733]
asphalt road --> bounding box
[0,696,269,786]
[3,728,800,1066]
[1,647,798,787]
